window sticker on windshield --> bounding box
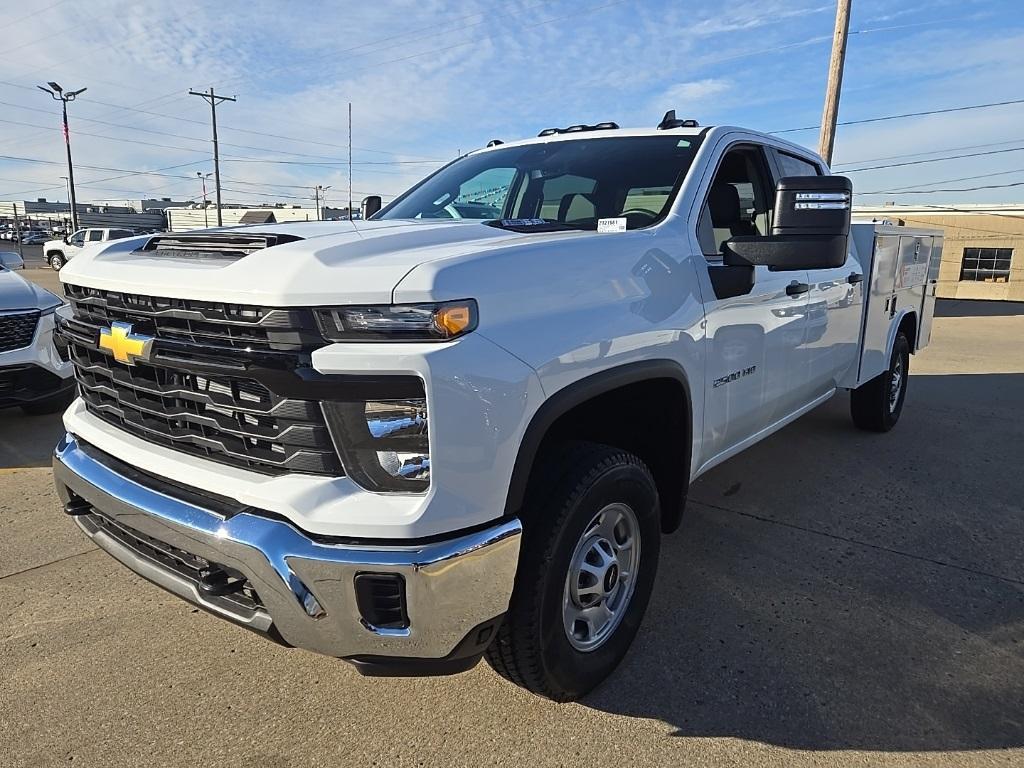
[597,218,627,233]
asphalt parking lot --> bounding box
[1,281,1022,767]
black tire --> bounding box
[48,253,65,270]
[21,388,74,416]
[851,331,910,432]
[486,442,661,701]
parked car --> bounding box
[0,251,75,414]
[51,115,941,700]
[43,227,137,270]
[20,231,49,245]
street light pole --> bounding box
[315,185,331,221]
[38,82,86,232]
[197,172,212,227]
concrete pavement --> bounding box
[1,299,1022,767]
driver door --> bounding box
[697,144,811,462]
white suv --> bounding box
[44,228,136,270]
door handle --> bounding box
[786,282,809,296]
[847,272,863,284]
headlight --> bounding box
[323,398,430,493]
[315,300,477,342]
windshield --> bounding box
[379,135,704,231]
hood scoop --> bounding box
[139,232,304,260]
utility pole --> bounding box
[37,82,86,232]
[189,87,236,226]
[348,102,353,221]
[197,172,212,227]
[818,0,852,165]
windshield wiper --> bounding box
[485,218,586,233]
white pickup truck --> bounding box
[44,227,137,270]
[52,116,941,701]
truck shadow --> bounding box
[582,372,1024,752]
[0,410,66,468]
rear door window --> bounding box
[86,230,104,242]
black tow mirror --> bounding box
[723,175,852,271]
[361,195,382,220]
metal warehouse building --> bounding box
[855,204,1024,302]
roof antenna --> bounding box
[657,110,699,130]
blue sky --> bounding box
[1,0,1022,208]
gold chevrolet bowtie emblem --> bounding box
[98,321,154,366]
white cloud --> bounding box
[659,78,732,105]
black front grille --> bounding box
[63,285,344,476]
[0,310,39,352]
[64,284,323,351]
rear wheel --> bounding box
[851,331,910,432]
[48,253,65,270]
[486,442,661,701]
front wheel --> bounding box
[851,331,910,432]
[486,442,661,701]
[48,253,65,270]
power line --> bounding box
[773,97,1024,135]
[5,0,69,29]
[0,99,408,162]
[860,167,1024,194]
[833,137,1024,167]
[842,146,1024,173]
[857,180,1024,195]
[0,78,440,160]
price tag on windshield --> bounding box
[597,218,627,233]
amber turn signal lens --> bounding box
[434,304,474,337]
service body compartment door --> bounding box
[896,235,931,347]
[856,232,900,384]
[917,235,943,349]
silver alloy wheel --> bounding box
[562,502,642,652]
[889,356,904,413]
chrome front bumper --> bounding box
[53,433,522,663]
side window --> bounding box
[69,231,85,247]
[776,151,822,178]
[697,146,775,258]
[451,167,516,219]
[86,230,104,242]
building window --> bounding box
[960,247,1013,282]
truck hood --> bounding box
[0,268,61,311]
[57,219,590,305]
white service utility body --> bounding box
[52,118,941,700]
